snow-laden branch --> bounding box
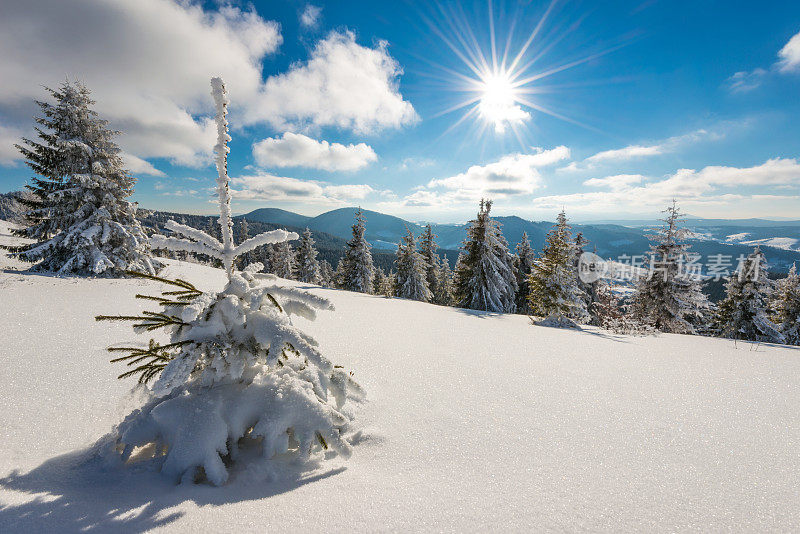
[164,219,223,251]
[234,229,299,257]
[150,234,225,260]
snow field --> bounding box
[1,244,800,531]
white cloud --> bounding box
[583,174,644,190]
[724,29,800,91]
[252,132,377,171]
[0,0,281,168]
[586,145,663,163]
[0,124,22,166]
[427,146,570,198]
[229,173,383,204]
[121,152,165,177]
[725,69,768,92]
[777,30,800,73]
[535,158,800,213]
[0,3,416,172]
[565,128,720,171]
[300,5,322,28]
[251,31,418,134]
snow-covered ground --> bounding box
[725,232,800,252]
[2,220,800,532]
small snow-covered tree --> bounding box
[513,232,536,314]
[319,259,334,287]
[772,264,800,345]
[712,246,784,343]
[631,201,709,334]
[333,258,346,288]
[373,267,392,296]
[296,227,321,284]
[270,240,297,280]
[395,227,432,302]
[453,199,517,312]
[96,78,363,486]
[10,81,156,275]
[436,255,455,306]
[341,208,374,293]
[528,211,587,323]
[419,224,441,300]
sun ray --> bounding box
[420,0,625,146]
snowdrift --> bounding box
[2,229,800,531]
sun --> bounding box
[423,0,624,144]
[477,70,530,133]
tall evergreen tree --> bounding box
[453,199,517,312]
[10,81,156,275]
[395,227,432,302]
[772,264,800,345]
[513,231,536,314]
[296,227,322,284]
[419,224,442,300]
[341,208,374,293]
[270,240,297,280]
[630,201,709,334]
[528,211,588,322]
[712,246,784,342]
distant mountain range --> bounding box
[241,206,800,272]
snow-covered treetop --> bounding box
[151,78,298,278]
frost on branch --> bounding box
[97,78,364,485]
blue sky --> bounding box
[1,0,799,222]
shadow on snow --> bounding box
[0,447,346,533]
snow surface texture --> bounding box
[2,238,800,530]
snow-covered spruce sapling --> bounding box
[395,227,432,302]
[772,264,800,345]
[96,78,364,486]
[712,246,784,343]
[453,199,517,313]
[340,208,375,293]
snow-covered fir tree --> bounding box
[513,232,536,314]
[436,255,455,306]
[772,264,800,345]
[630,202,709,334]
[98,78,363,486]
[572,232,596,316]
[10,81,156,275]
[395,227,432,302]
[528,211,588,323]
[712,246,784,342]
[419,224,442,301]
[373,267,392,296]
[270,240,297,280]
[453,200,517,312]
[319,259,334,287]
[340,208,374,293]
[295,227,322,284]
[333,258,346,288]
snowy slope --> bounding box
[2,224,800,531]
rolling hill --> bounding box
[242,206,800,272]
